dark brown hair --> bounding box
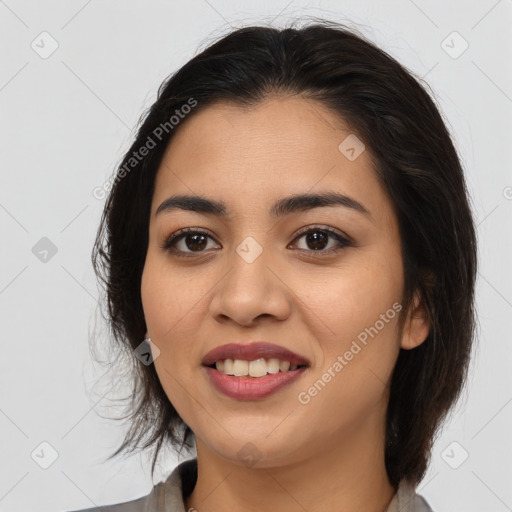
[92,19,477,487]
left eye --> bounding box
[291,227,351,253]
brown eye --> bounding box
[180,232,208,251]
[291,226,351,254]
[162,228,219,255]
[300,230,329,250]
[162,225,351,258]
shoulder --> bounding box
[392,478,435,512]
[64,482,164,512]
[64,458,198,512]
[411,494,435,512]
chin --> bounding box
[202,434,309,470]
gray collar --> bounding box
[159,458,434,512]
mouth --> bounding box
[201,341,311,378]
[201,342,310,399]
[204,359,308,378]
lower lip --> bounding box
[203,366,307,400]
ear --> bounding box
[400,290,430,350]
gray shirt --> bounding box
[67,458,434,512]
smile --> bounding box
[203,363,308,400]
[208,358,307,377]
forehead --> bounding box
[158,95,357,172]
[151,96,389,221]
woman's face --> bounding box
[141,96,428,467]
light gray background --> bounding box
[1,1,511,511]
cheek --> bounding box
[140,251,211,393]
[141,252,203,337]
[141,255,198,416]
[293,266,402,429]
[293,250,402,335]
[288,245,403,385]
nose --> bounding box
[208,245,292,327]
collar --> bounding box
[159,458,433,512]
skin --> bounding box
[140,95,429,512]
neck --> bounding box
[184,411,395,512]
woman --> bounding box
[71,19,477,512]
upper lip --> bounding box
[201,342,311,367]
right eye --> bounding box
[161,228,220,257]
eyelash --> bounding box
[161,225,353,258]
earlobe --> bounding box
[400,291,430,350]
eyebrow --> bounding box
[155,192,372,221]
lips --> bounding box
[201,342,311,367]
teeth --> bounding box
[280,360,290,372]
[233,359,248,376]
[249,358,267,378]
[214,358,303,377]
[223,359,233,374]
[266,358,280,374]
